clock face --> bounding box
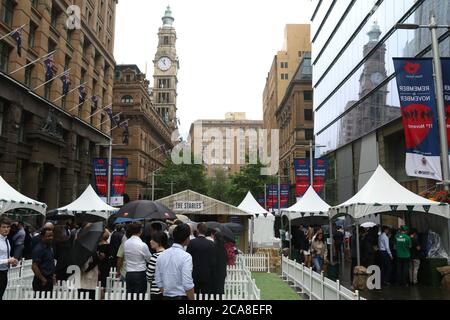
[371,72,384,86]
[158,57,172,71]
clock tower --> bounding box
[153,6,179,130]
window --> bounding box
[80,68,86,83]
[281,73,289,80]
[28,23,37,49]
[114,70,121,81]
[31,0,38,8]
[305,129,314,141]
[0,100,5,136]
[0,0,14,26]
[44,83,51,99]
[303,90,313,101]
[121,95,133,104]
[163,36,169,45]
[48,39,57,53]
[125,75,131,82]
[25,65,33,87]
[304,109,313,121]
[51,5,59,28]
[64,55,71,70]
[0,42,11,72]
[158,92,170,104]
[158,79,170,89]
[280,62,288,69]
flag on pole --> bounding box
[78,85,87,104]
[113,114,121,127]
[60,71,71,95]
[11,27,23,57]
[91,95,98,112]
[44,55,57,81]
[119,120,129,145]
[103,104,114,124]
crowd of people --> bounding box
[0,215,237,300]
[290,223,424,288]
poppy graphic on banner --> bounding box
[280,184,289,209]
[393,58,442,181]
[92,158,108,197]
[112,158,128,196]
[442,59,450,151]
[294,159,310,198]
[313,159,328,194]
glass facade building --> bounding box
[312,0,450,156]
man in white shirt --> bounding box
[124,223,152,294]
[378,226,393,286]
[0,217,19,300]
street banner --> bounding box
[393,58,442,181]
[294,158,310,198]
[257,194,266,209]
[442,59,450,153]
[93,158,108,197]
[280,184,289,209]
[313,159,328,195]
[111,158,128,206]
[266,184,277,210]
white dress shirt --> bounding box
[378,232,392,258]
[0,235,11,270]
[124,235,152,272]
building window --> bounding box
[305,129,314,141]
[125,75,131,82]
[163,36,169,45]
[281,73,289,80]
[0,42,11,72]
[304,109,313,121]
[114,70,121,81]
[158,79,171,89]
[48,39,57,53]
[28,23,37,49]
[44,83,51,99]
[303,90,313,101]
[64,55,71,71]
[31,0,38,9]
[25,65,33,87]
[51,5,59,28]
[280,62,288,69]
[80,68,86,83]
[0,0,14,26]
[121,95,133,104]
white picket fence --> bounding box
[282,256,365,300]
[5,257,261,301]
[238,253,270,273]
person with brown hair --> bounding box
[311,232,328,273]
[303,226,314,267]
[0,216,19,300]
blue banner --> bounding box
[393,58,442,181]
[313,159,328,195]
[294,159,310,198]
[112,158,128,197]
[442,58,450,152]
[93,158,108,197]
[266,184,289,209]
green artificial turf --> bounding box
[252,273,302,300]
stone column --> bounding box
[23,162,40,200]
[44,166,59,209]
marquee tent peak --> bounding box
[238,191,274,220]
[282,186,330,221]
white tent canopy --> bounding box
[238,191,278,247]
[281,186,330,221]
[49,185,118,221]
[0,175,47,216]
[329,165,450,220]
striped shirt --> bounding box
[146,251,163,295]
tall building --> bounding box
[276,52,314,185]
[0,0,117,209]
[152,6,179,130]
[263,24,311,155]
[112,65,173,201]
[189,113,264,177]
[312,0,450,205]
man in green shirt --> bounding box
[395,226,412,286]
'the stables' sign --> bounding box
[174,201,204,212]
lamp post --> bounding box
[396,15,450,190]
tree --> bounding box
[155,156,207,199]
[206,167,231,202]
[226,161,277,206]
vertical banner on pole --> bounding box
[280,184,289,208]
[442,58,450,162]
[313,159,328,195]
[257,194,265,208]
[111,158,128,206]
[294,159,310,199]
[93,158,108,200]
[266,184,278,210]
[393,58,442,181]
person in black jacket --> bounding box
[211,230,228,296]
[186,223,216,294]
[292,225,307,263]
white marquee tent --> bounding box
[0,175,47,216]
[329,165,450,220]
[281,186,330,223]
[238,191,279,248]
[48,185,118,221]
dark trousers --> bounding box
[126,271,147,294]
[194,280,211,294]
[151,293,163,300]
[0,270,7,300]
[32,275,54,292]
[350,258,357,282]
[163,295,188,300]
[396,258,410,286]
[380,251,392,284]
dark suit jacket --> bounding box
[187,236,216,284]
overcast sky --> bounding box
[114,0,313,137]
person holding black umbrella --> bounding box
[124,222,152,294]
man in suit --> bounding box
[0,216,19,300]
[187,223,216,294]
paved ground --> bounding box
[252,273,302,300]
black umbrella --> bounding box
[205,221,235,243]
[71,222,104,268]
[223,222,243,234]
[116,200,176,221]
[142,221,168,242]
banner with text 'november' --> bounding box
[294,158,310,198]
[313,159,328,195]
[393,58,442,181]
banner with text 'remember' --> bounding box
[93,158,108,197]
[313,159,328,195]
[294,159,310,198]
[393,58,442,181]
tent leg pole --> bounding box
[289,218,292,260]
[356,223,360,266]
[329,220,334,265]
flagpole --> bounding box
[32,68,71,91]
[9,50,56,75]
[86,103,107,119]
[53,82,86,103]
[0,24,26,41]
[99,112,123,128]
